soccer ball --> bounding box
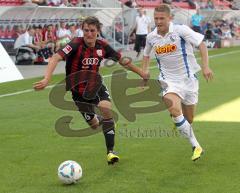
[57,160,83,184]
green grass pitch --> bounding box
[0,46,240,193]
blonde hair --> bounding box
[154,4,171,15]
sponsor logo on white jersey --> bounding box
[154,44,177,54]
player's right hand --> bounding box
[140,71,150,89]
[141,71,150,80]
[202,66,214,82]
[140,79,148,89]
[33,78,49,91]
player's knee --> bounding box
[98,101,112,119]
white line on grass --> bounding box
[1,49,240,99]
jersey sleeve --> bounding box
[104,44,121,62]
[57,38,78,59]
[143,35,153,56]
[179,25,204,47]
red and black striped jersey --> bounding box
[57,37,121,96]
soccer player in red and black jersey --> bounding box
[34,16,149,165]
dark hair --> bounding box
[154,4,171,15]
[82,16,101,31]
[27,25,34,31]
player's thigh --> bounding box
[98,100,112,119]
[182,104,196,124]
[163,92,182,117]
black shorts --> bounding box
[134,34,147,53]
[72,84,110,122]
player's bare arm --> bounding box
[33,53,63,90]
[199,41,214,82]
[141,55,151,86]
[119,57,150,80]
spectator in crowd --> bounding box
[43,24,56,53]
[221,24,232,39]
[53,23,59,36]
[234,25,240,39]
[69,0,79,6]
[191,9,203,33]
[19,25,25,34]
[55,21,71,51]
[31,0,46,6]
[197,0,206,9]
[230,1,240,10]
[76,22,84,37]
[46,0,61,6]
[23,0,39,6]
[98,23,106,40]
[0,26,5,38]
[212,20,222,38]
[68,24,77,39]
[187,0,196,9]
[59,0,70,7]
[163,0,172,5]
[32,25,53,61]
[206,0,214,9]
[114,18,124,43]
[34,25,43,46]
[133,6,151,57]
[4,25,13,39]
[204,24,215,39]
[82,0,91,7]
[131,0,138,8]
[12,25,22,38]
[124,0,133,8]
[14,26,41,51]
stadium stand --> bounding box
[120,0,235,10]
[0,0,237,9]
[0,0,239,58]
[0,0,24,6]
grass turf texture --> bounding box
[0,46,240,193]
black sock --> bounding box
[102,118,115,153]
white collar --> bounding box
[153,22,174,37]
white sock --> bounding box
[172,114,200,148]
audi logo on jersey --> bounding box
[155,44,177,54]
[82,58,99,69]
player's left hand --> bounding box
[202,66,213,82]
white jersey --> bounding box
[56,28,70,39]
[136,15,151,35]
[14,31,33,49]
[144,22,204,80]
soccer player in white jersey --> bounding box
[142,4,213,161]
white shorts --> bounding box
[159,77,199,105]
